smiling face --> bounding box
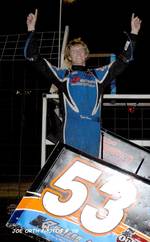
[69,44,88,66]
[65,38,89,66]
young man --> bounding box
[24,9,141,158]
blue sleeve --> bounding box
[24,31,68,86]
[93,33,138,87]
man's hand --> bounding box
[131,13,142,35]
[26,9,38,32]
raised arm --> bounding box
[97,13,142,88]
[24,9,64,89]
[117,13,142,64]
[24,9,39,61]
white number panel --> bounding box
[42,158,137,234]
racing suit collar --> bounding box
[71,65,88,71]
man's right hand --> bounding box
[26,9,38,32]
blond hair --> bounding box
[64,37,89,63]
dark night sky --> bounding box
[0,0,149,93]
[0,0,147,45]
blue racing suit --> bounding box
[24,31,137,157]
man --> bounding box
[24,9,141,157]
